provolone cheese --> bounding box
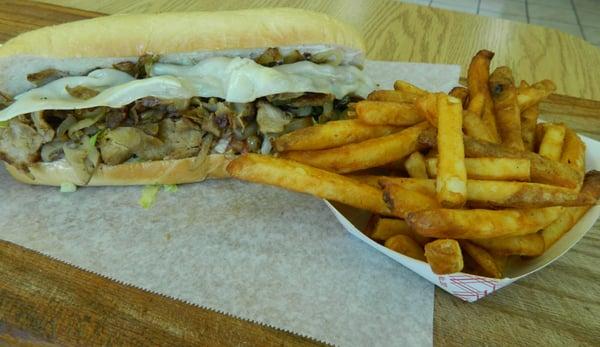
[0,57,373,121]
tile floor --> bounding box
[401,0,600,48]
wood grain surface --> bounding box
[0,1,599,346]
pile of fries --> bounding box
[227,50,600,279]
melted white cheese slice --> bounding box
[0,57,373,121]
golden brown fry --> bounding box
[426,157,531,181]
[467,49,501,143]
[414,93,440,127]
[521,104,539,151]
[404,151,428,178]
[463,109,498,143]
[379,175,597,208]
[467,93,484,117]
[538,123,566,161]
[280,122,430,174]
[413,131,584,188]
[382,182,440,218]
[489,66,524,150]
[449,86,469,108]
[471,233,545,256]
[355,101,423,126]
[459,240,503,278]
[385,234,426,261]
[561,127,586,174]
[517,79,556,111]
[436,95,467,208]
[369,216,431,245]
[367,90,420,103]
[541,206,591,249]
[393,80,428,95]
[424,239,464,274]
[227,154,391,215]
[273,120,400,152]
[406,206,565,239]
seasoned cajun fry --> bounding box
[355,101,423,126]
[426,157,531,181]
[367,90,420,103]
[436,95,467,208]
[449,86,469,108]
[489,66,524,150]
[521,104,539,151]
[273,120,400,152]
[385,234,426,261]
[280,122,430,174]
[382,181,440,218]
[538,123,566,161]
[406,206,565,239]
[517,79,556,111]
[418,131,581,189]
[541,206,591,249]
[459,240,503,278]
[226,154,391,215]
[471,233,545,256]
[424,239,464,274]
[404,151,428,178]
[414,93,439,126]
[467,49,501,143]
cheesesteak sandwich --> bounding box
[0,8,372,186]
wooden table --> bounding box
[1,1,599,346]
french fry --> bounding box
[467,49,501,143]
[406,206,565,239]
[517,79,556,111]
[521,104,539,151]
[355,101,423,126]
[471,233,545,256]
[541,206,591,249]
[436,95,467,208]
[393,80,428,95]
[279,122,430,174]
[467,93,485,116]
[385,234,426,261]
[463,110,498,143]
[418,130,581,189]
[404,151,428,178]
[538,123,566,161]
[489,66,524,150]
[424,239,464,274]
[226,154,391,215]
[449,86,469,108]
[367,90,419,103]
[426,157,531,181]
[381,182,440,218]
[414,93,439,126]
[459,240,503,278]
[273,120,400,152]
[369,217,415,243]
[561,127,586,174]
[381,174,600,208]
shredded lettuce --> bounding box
[60,182,77,193]
[163,184,178,193]
[88,131,102,147]
[139,185,160,208]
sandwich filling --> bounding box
[0,48,373,184]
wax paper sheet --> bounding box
[0,61,460,346]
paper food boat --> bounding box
[326,135,600,302]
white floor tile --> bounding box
[528,3,578,24]
[577,8,600,28]
[529,0,573,9]
[479,9,528,22]
[430,2,477,14]
[530,19,584,37]
[480,0,526,16]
